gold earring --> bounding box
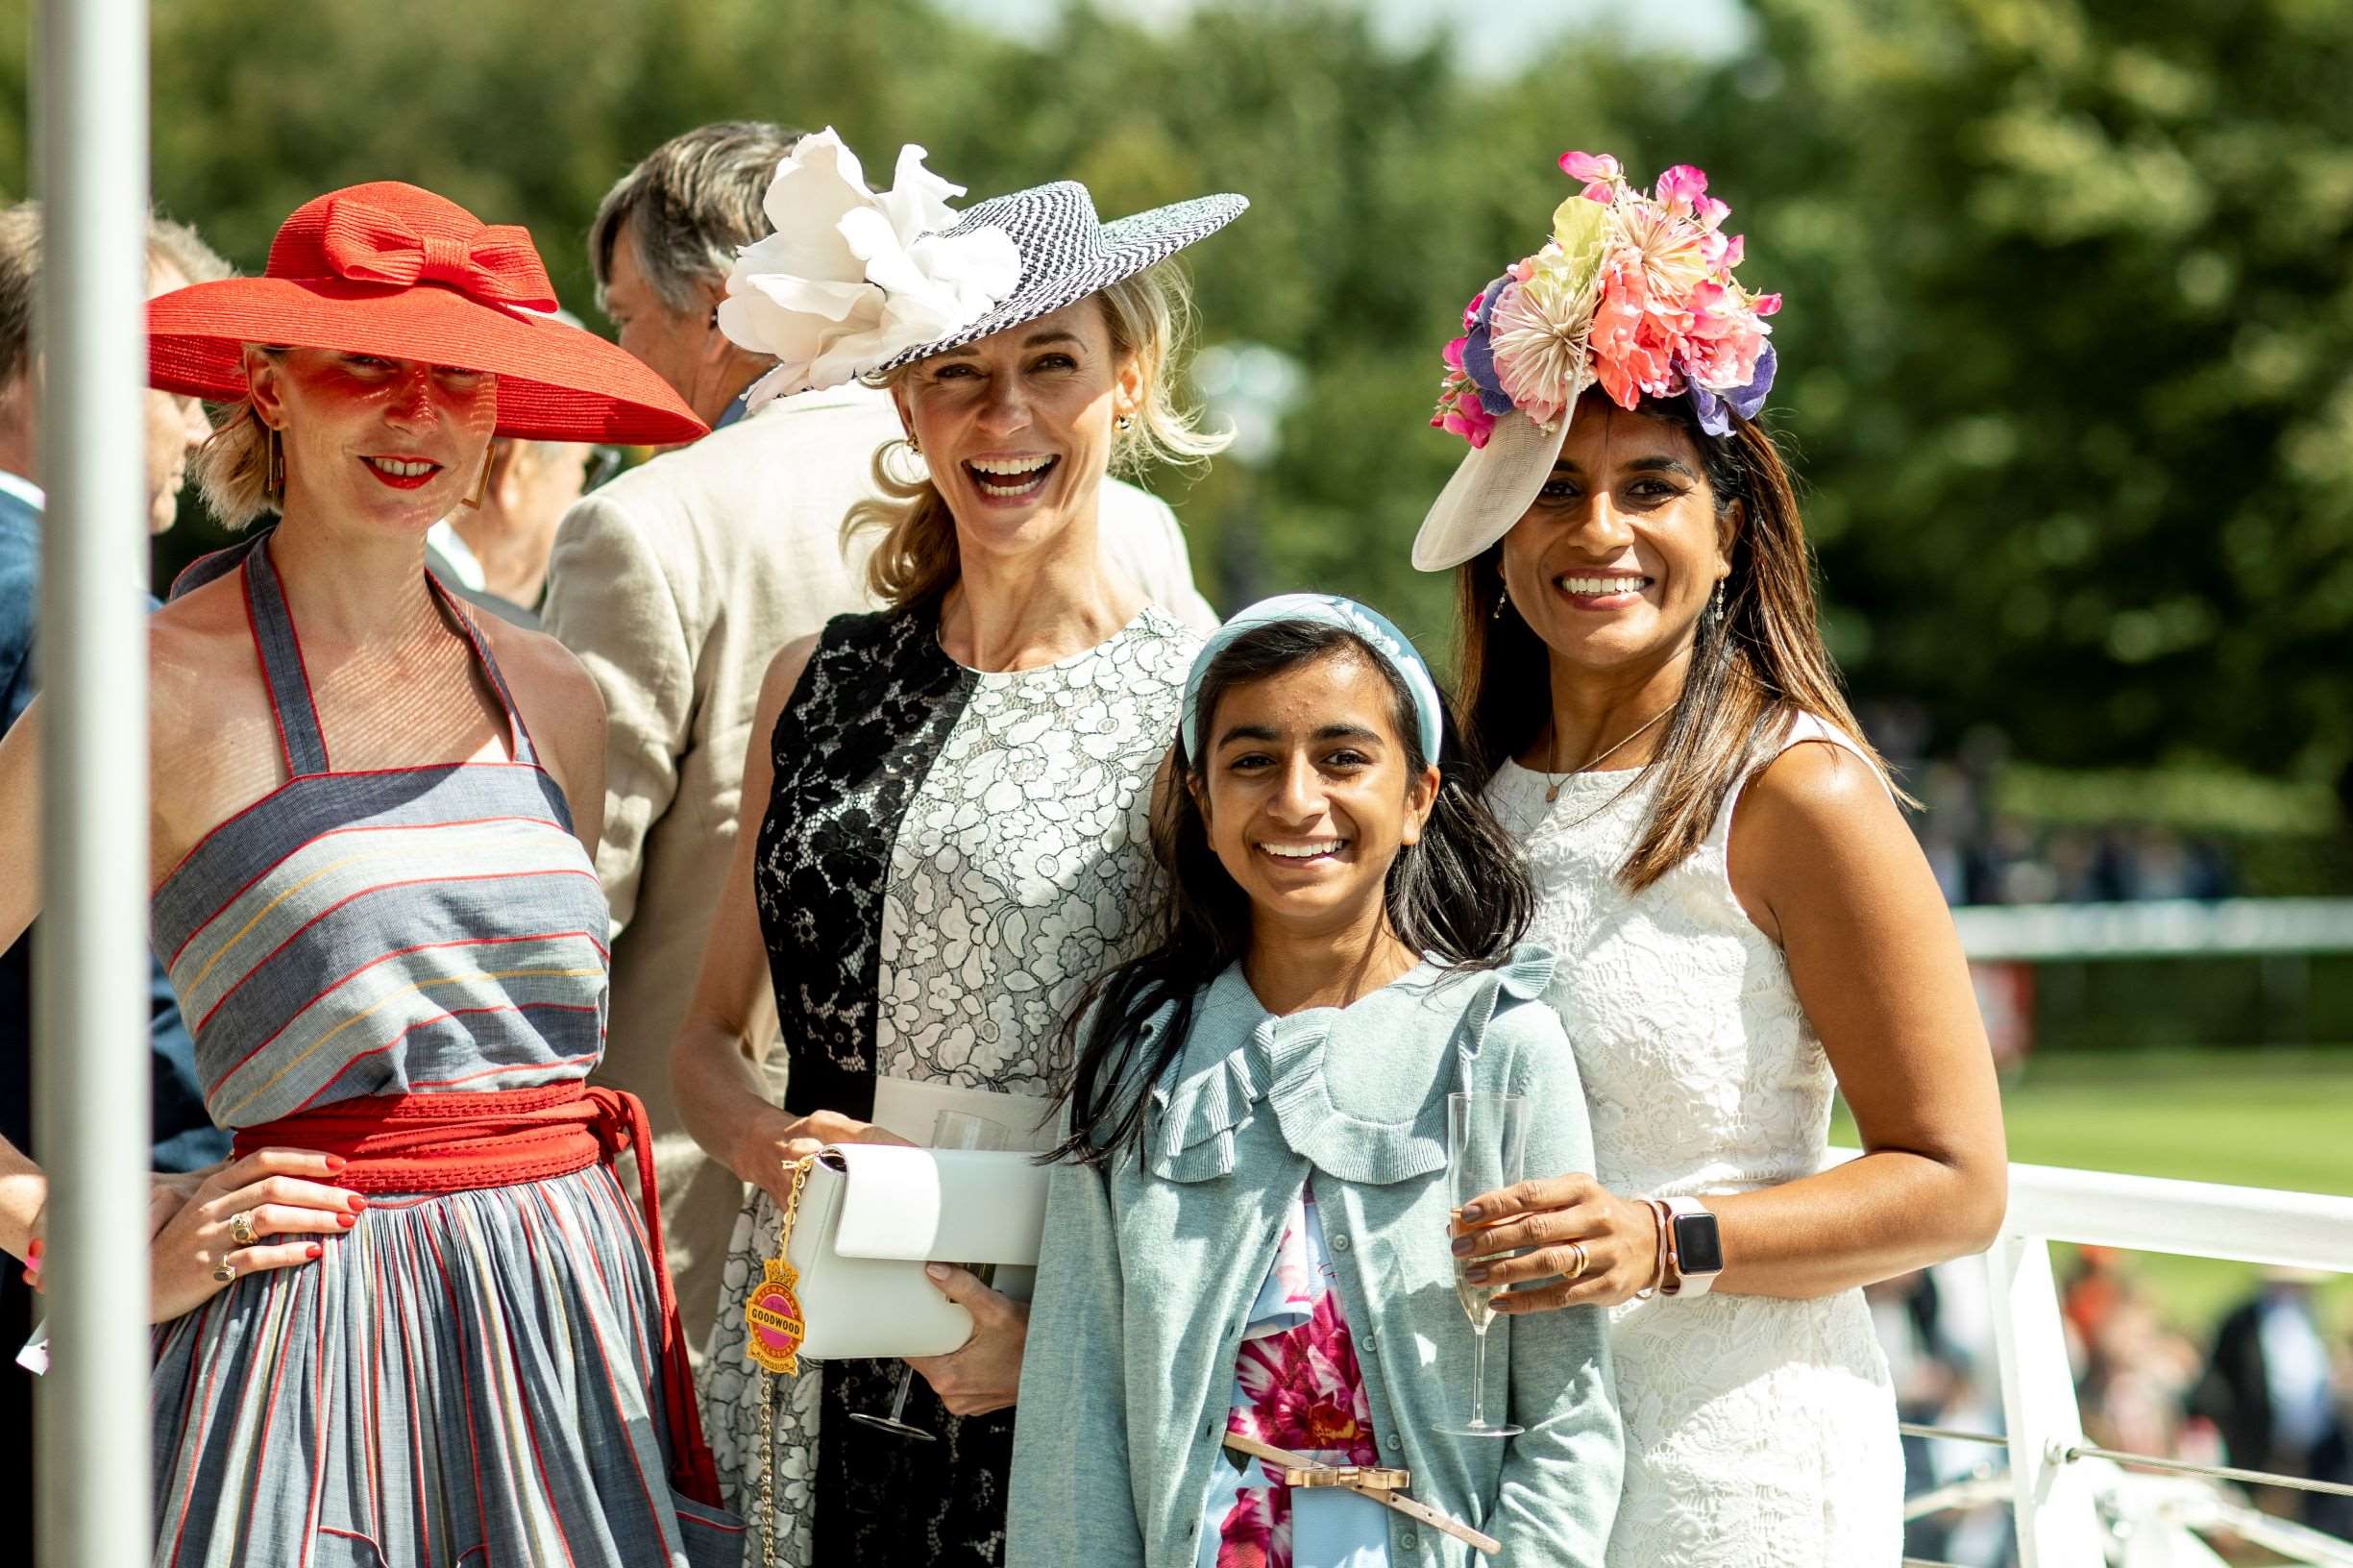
[459,445,495,509]
[264,426,284,506]
[1115,413,1134,432]
[906,431,920,455]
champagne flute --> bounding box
[1434,1090,1530,1438]
[847,1109,1008,1439]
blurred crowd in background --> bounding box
[1878,1255,2352,1562]
[1860,699,2243,909]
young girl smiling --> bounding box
[1009,595,1621,1568]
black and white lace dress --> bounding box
[705,603,1197,1566]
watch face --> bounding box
[1674,1213,1725,1275]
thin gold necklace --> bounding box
[1541,707,1672,803]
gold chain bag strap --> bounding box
[744,1155,815,1568]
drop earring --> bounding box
[1492,583,1511,622]
[1115,413,1134,432]
[263,426,285,506]
[906,431,921,455]
[459,445,495,510]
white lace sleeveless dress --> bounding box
[1484,712,1902,1567]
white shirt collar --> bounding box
[0,469,45,514]
[426,519,486,590]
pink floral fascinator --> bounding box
[1411,151,1781,571]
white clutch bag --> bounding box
[743,1142,1052,1370]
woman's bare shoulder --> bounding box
[470,612,604,761]
[148,573,264,725]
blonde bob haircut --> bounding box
[845,261,1227,612]
[191,346,288,531]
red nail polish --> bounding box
[338,1213,357,1229]
[306,1244,323,1260]
[25,1238,40,1262]
[324,1156,347,1172]
[347,1194,368,1212]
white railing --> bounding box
[1951,896,2353,961]
[1833,1149,2353,1566]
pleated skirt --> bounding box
[150,1164,743,1568]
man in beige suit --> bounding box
[541,122,1216,1358]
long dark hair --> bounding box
[1455,392,1900,893]
[1049,619,1532,1166]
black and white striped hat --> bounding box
[871,182,1247,374]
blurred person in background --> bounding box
[2194,1268,2349,1523]
[1428,151,2006,1566]
[0,201,234,1558]
[542,119,1219,1356]
[1870,1265,2009,1567]
[426,434,601,628]
[423,306,600,628]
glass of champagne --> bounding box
[1434,1090,1530,1437]
[847,1108,1009,1440]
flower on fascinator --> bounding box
[1686,340,1775,436]
[1654,164,1707,216]
[1588,251,1679,407]
[1558,150,1622,203]
[1430,149,1781,447]
[719,128,1020,405]
[1458,278,1515,416]
[1434,336,1497,447]
[1433,362,1498,448]
[1487,255,1599,429]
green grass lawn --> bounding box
[1833,1048,2353,1334]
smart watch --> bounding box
[1661,1196,1723,1296]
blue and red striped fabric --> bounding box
[146,537,738,1567]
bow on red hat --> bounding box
[315,196,559,312]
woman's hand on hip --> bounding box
[750,1112,914,1211]
[144,1147,360,1323]
[1453,1171,1661,1312]
[147,1166,212,1238]
[906,1264,1028,1417]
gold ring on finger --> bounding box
[210,1261,236,1285]
[229,1211,257,1247]
[1567,1240,1590,1278]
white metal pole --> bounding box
[32,0,153,1561]
[1983,1236,2105,1567]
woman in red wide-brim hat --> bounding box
[0,182,739,1566]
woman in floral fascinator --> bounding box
[667,129,1244,1564]
[1421,153,2008,1564]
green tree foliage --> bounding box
[1734,0,2353,781]
[2,0,2346,785]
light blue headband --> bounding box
[1180,594,1445,765]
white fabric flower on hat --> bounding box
[719,128,1020,405]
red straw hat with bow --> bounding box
[148,181,706,445]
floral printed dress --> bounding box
[1196,1182,1390,1568]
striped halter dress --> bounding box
[145,537,738,1568]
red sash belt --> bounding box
[235,1082,724,1507]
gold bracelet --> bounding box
[1637,1198,1671,1299]
[1656,1196,1687,1295]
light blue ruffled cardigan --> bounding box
[1008,946,1623,1566]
